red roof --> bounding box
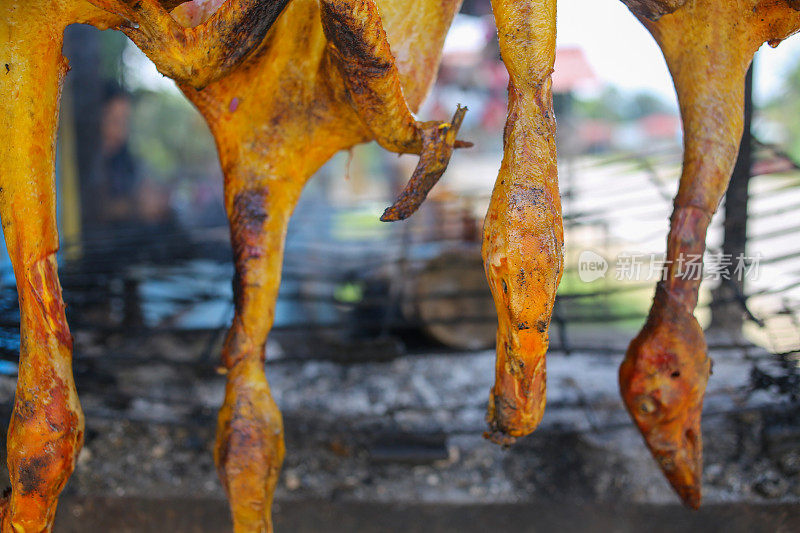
[552,47,597,93]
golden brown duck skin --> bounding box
[3,0,462,530]
[483,0,563,443]
[319,0,470,221]
[171,1,462,530]
[620,0,800,509]
[0,2,120,530]
[320,0,424,154]
[88,0,292,88]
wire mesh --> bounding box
[0,143,798,429]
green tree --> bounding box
[128,89,218,184]
[763,57,800,161]
[572,87,671,123]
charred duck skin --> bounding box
[318,0,470,222]
[482,0,563,443]
[89,0,293,88]
[620,0,800,508]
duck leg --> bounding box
[0,11,82,532]
[213,164,308,533]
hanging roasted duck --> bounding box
[1,0,466,530]
[618,0,800,509]
[4,0,800,531]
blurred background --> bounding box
[2,1,800,530]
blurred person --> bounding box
[78,83,189,327]
[90,82,183,250]
[98,82,136,224]
[95,83,171,229]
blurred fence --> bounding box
[0,144,799,427]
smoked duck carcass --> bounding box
[3,0,800,531]
[1,0,468,530]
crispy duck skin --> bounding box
[169,1,463,530]
[620,0,800,509]
[0,2,120,531]
[2,0,462,530]
[13,0,800,529]
[319,0,470,221]
[86,0,293,89]
[482,0,563,443]
[380,105,469,222]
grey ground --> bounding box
[1,329,798,531]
